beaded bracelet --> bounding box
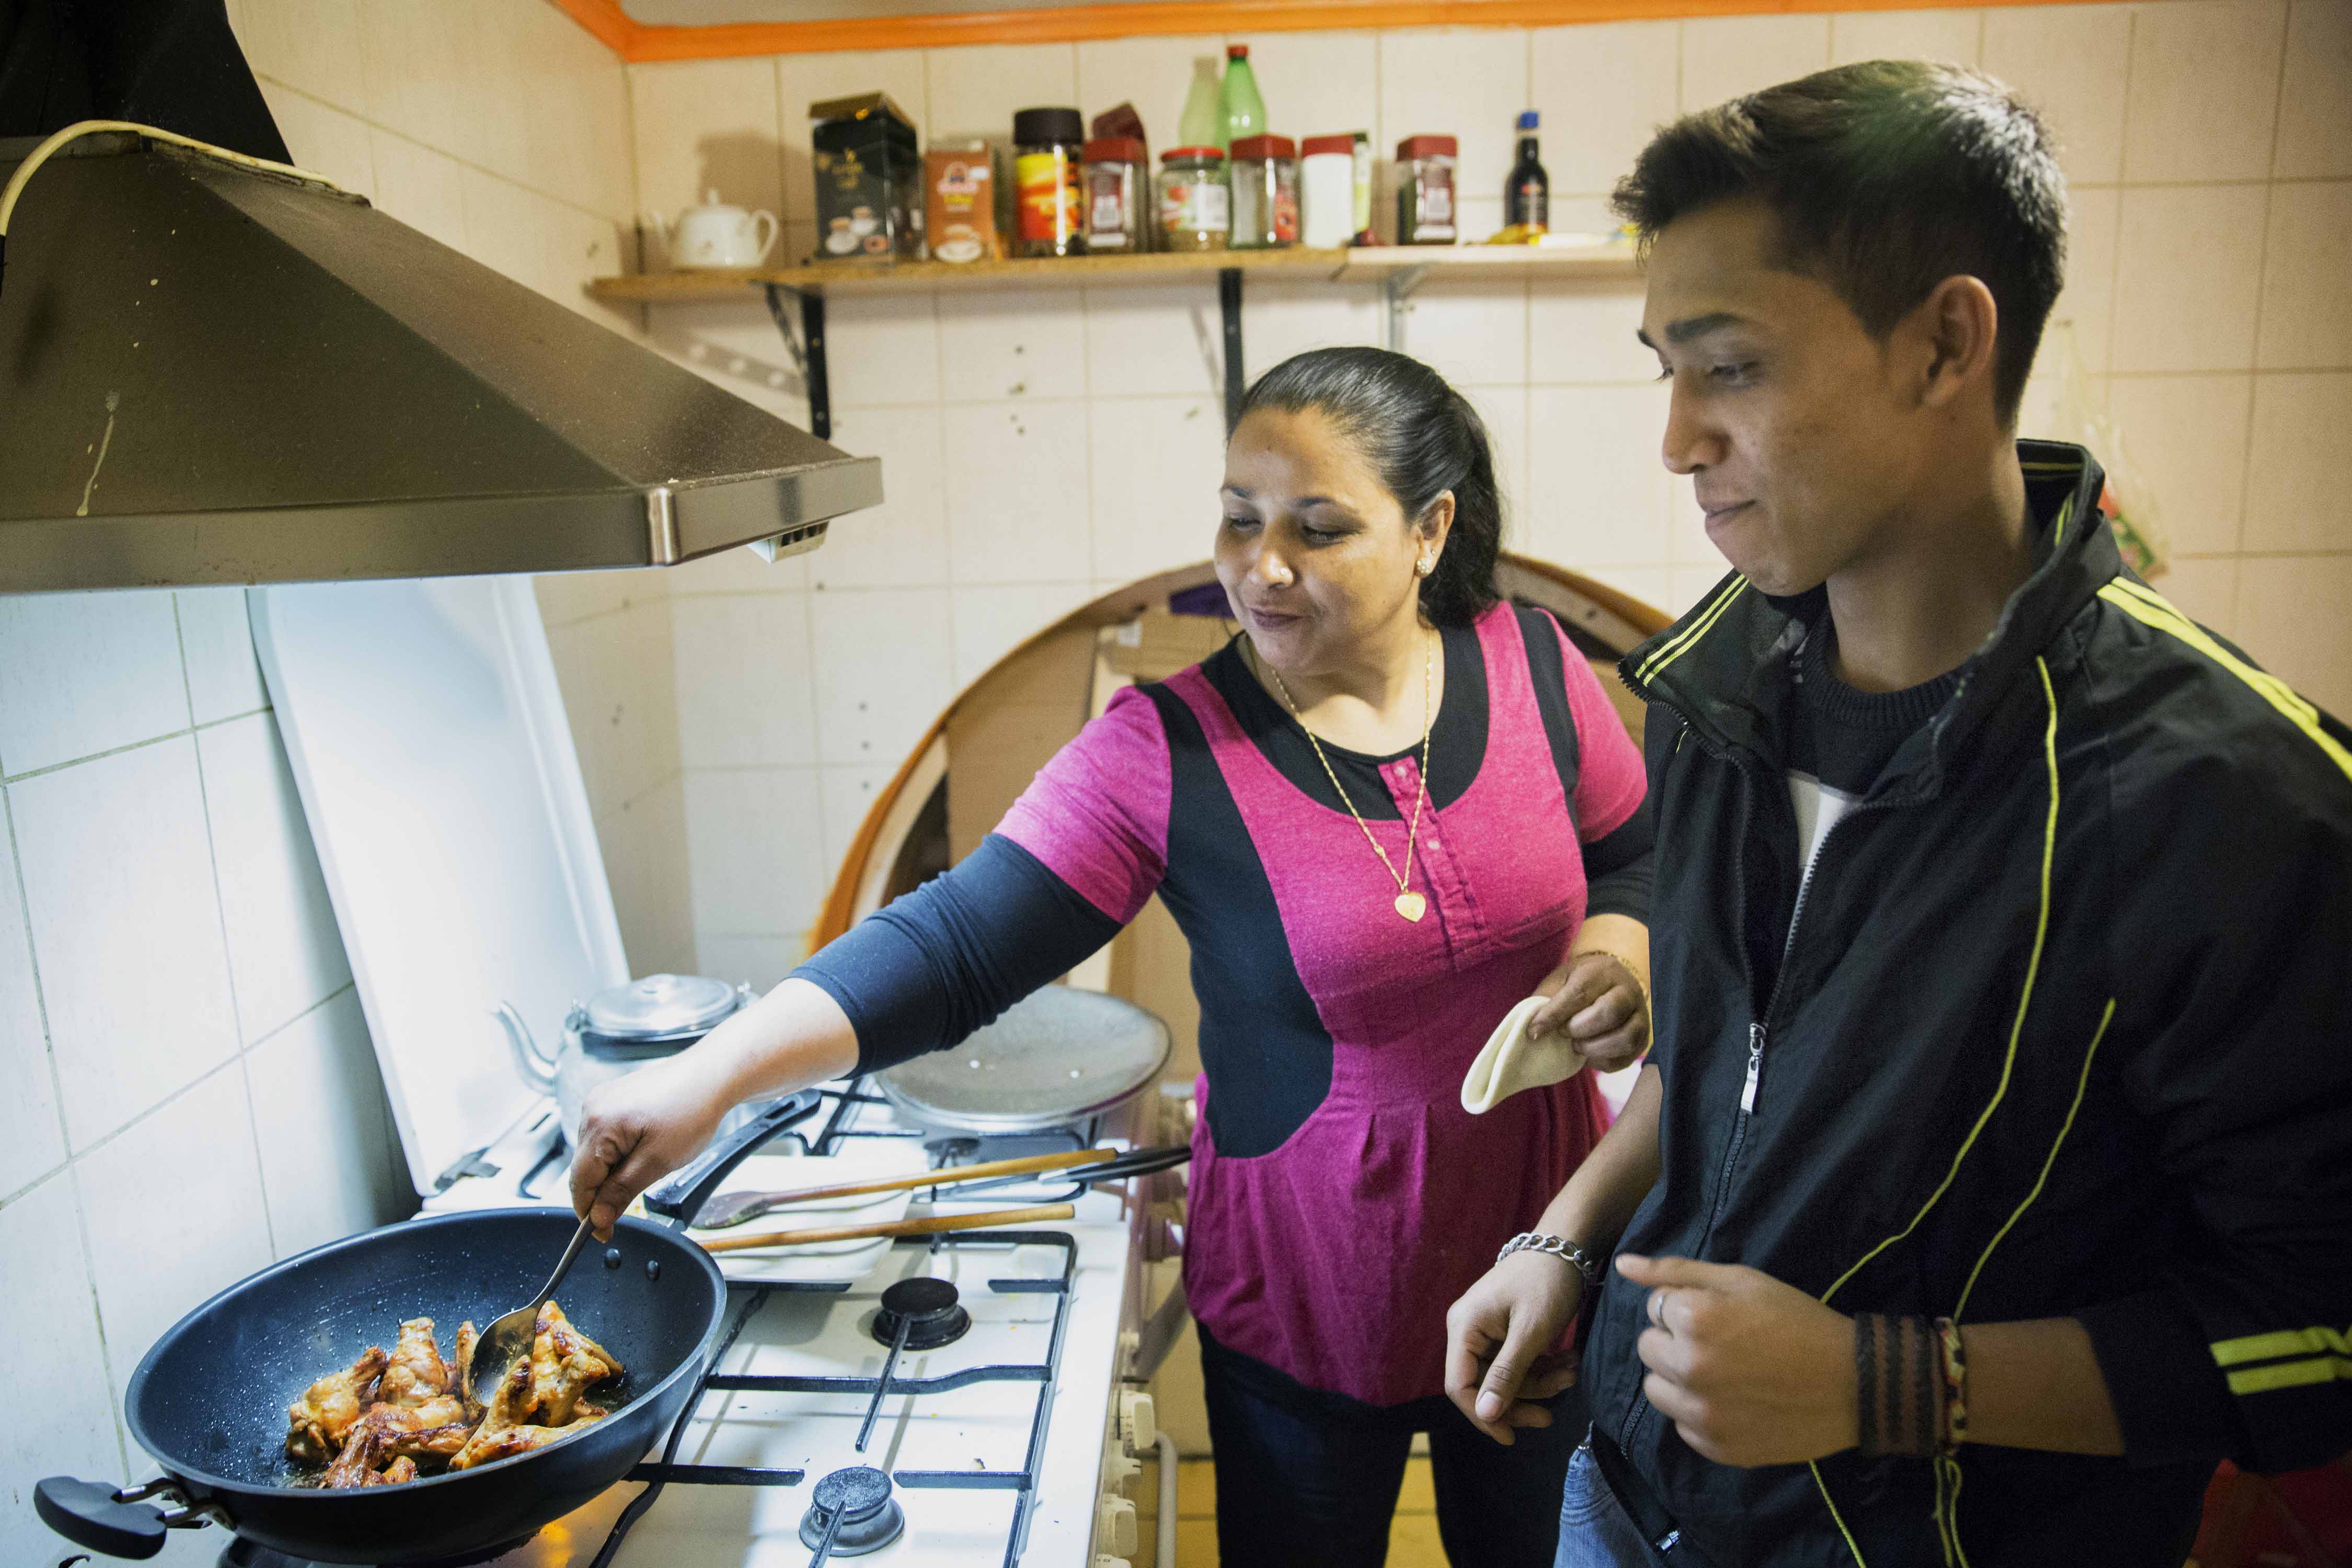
[1934,1316,1969,1456]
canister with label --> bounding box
[1158,146,1229,253]
[1013,107,1086,258]
[1082,135,1150,252]
[1396,133,1459,246]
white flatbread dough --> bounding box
[1460,995,1587,1115]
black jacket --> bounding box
[1582,443,2352,1567]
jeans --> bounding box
[1554,1439,1664,1568]
[1197,1323,1583,1568]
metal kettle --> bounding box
[494,973,752,1147]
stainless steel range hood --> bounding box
[0,131,881,593]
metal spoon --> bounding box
[465,1214,597,1405]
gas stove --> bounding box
[362,1081,1160,1568]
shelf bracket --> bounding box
[764,282,832,440]
[1382,265,1431,354]
[1219,267,1245,428]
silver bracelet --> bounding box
[1497,1231,1601,1287]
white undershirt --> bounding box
[1788,769,1862,881]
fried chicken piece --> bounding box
[321,1414,390,1489]
[379,1319,451,1409]
[522,1299,622,1426]
[287,1347,388,1465]
[366,1401,472,1459]
[452,1320,485,1424]
[371,1456,419,1486]
[447,1352,607,1471]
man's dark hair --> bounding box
[1233,347,1502,627]
[1612,60,2067,423]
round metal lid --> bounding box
[877,986,1171,1133]
[583,973,741,1038]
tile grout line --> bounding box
[0,781,75,1204]
[0,706,274,788]
[2224,5,2299,598]
[173,597,280,1261]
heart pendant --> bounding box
[1394,891,1427,923]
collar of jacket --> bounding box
[1619,440,2115,798]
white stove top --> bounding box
[416,1086,1144,1568]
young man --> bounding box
[1445,60,2352,1567]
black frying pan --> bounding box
[37,1093,819,1565]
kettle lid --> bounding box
[585,973,741,1037]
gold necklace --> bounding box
[1260,632,1436,923]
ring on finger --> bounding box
[1647,1290,1668,1331]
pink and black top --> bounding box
[797,599,1651,1406]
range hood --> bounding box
[0,128,882,592]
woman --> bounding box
[569,347,1654,1566]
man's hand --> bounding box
[1443,1253,1586,1445]
[1528,951,1649,1073]
[568,1051,740,1240]
[1616,1253,1858,1466]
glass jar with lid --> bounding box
[1228,134,1299,249]
[1396,133,1459,245]
[1082,135,1150,252]
[1012,106,1086,258]
[1158,146,1229,252]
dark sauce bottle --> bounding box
[1506,110,1549,233]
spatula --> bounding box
[464,1214,597,1405]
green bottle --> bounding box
[1217,43,1265,153]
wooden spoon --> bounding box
[697,1203,1076,1254]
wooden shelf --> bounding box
[586,239,1636,302]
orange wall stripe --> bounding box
[552,0,2106,60]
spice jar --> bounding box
[1158,146,1229,253]
[1396,134,1458,245]
[1082,135,1150,253]
[1228,134,1299,249]
[1013,106,1086,258]
[1299,134,1355,249]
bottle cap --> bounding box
[1227,43,1250,58]
[1517,110,1540,131]
[1012,107,1085,145]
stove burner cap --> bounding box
[871,1275,970,1350]
[799,1465,906,1557]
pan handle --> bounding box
[34,1477,227,1560]
[640,1089,823,1230]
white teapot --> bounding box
[649,189,779,269]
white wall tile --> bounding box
[810,589,955,766]
[818,407,951,590]
[1379,30,1532,212]
[199,714,350,1045]
[1530,21,1679,197]
[952,582,1098,689]
[535,199,633,327]
[2104,375,2253,556]
[945,400,1094,583]
[368,130,469,252]
[926,42,1079,144]
[2236,553,2352,713]
[1240,280,1381,382]
[1525,385,1673,569]
[2155,555,2240,640]
[247,988,403,1258]
[355,0,486,167]
[1403,279,1529,387]
[820,765,899,888]
[777,49,930,229]
[535,568,663,630]
[11,740,238,1151]
[631,58,787,253]
[1230,32,1378,151]
[256,80,377,201]
[647,297,826,413]
[1981,4,2134,185]
[2256,180,2352,371]
[0,1173,124,1563]
[1463,384,1531,548]
[0,591,187,778]
[2112,184,2268,373]
[1089,396,1226,585]
[176,589,268,725]
[1530,280,1656,384]
[939,289,1087,401]
[602,772,696,978]
[506,1,634,223]
[1830,9,1982,66]
[233,0,368,111]
[2243,373,2352,552]
[2055,183,2121,374]
[78,1067,273,1393]
[683,768,829,938]
[695,933,808,992]
[544,603,681,825]
[2275,0,2352,179]
[1680,15,1831,110]
[1077,35,1229,154]
[828,292,946,408]
[1584,564,1675,619]
[459,166,554,297]
[1668,562,1733,615]
[1086,283,1225,399]
[0,813,63,1200]
[671,594,819,768]
[2122,0,2288,184]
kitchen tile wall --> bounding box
[629,0,2352,978]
